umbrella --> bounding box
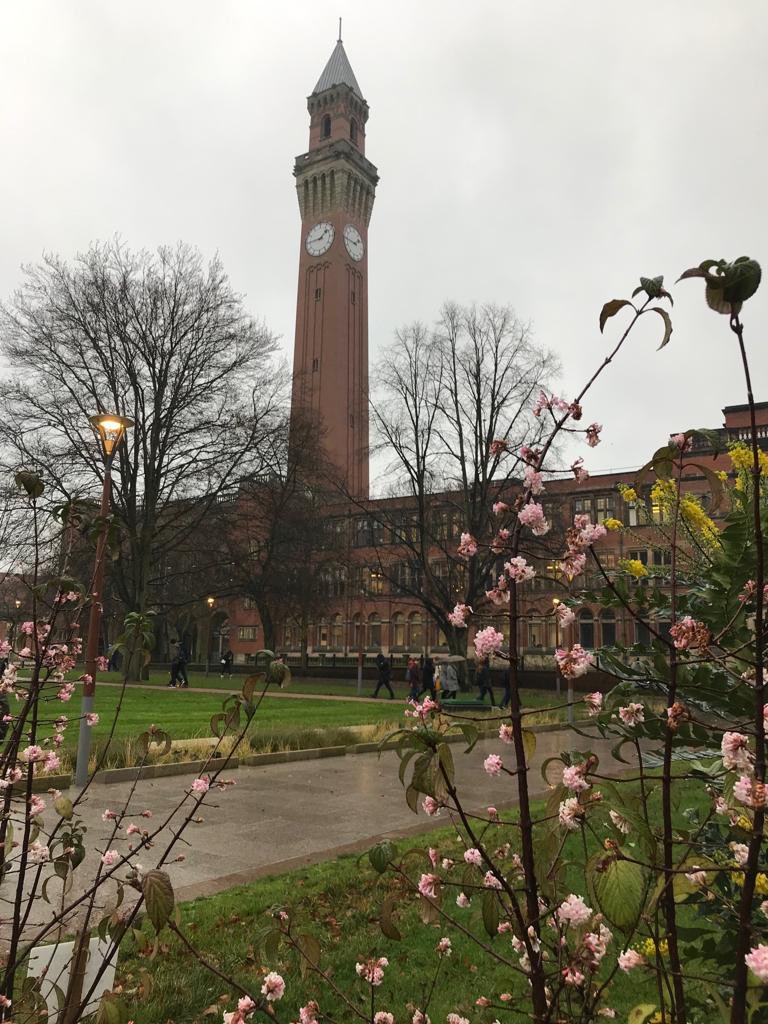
[434,654,466,663]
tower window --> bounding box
[321,114,331,139]
[315,287,322,300]
[312,358,319,371]
[350,118,358,145]
[351,290,356,305]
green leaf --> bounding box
[54,795,74,820]
[242,673,265,703]
[599,298,633,333]
[482,890,500,937]
[94,993,129,1024]
[588,853,646,932]
[141,869,175,933]
[296,932,321,980]
[458,722,479,752]
[521,729,536,765]
[380,896,402,940]
[627,1007,657,1024]
[368,841,394,874]
[647,305,673,349]
[437,743,455,787]
[405,784,419,814]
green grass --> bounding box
[115,800,680,1024]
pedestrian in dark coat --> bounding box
[406,658,420,701]
[476,657,496,705]
[419,656,436,700]
[372,652,394,698]
[167,642,190,688]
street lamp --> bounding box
[74,413,133,788]
[205,597,215,676]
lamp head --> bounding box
[14,599,21,610]
[206,596,215,609]
[89,414,134,458]
[552,597,561,607]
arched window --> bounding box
[600,610,616,647]
[330,613,343,650]
[321,114,331,139]
[317,616,328,649]
[367,613,382,649]
[634,620,651,647]
[527,616,544,650]
[408,612,424,651]
[579,610,595,649]
[352,613,363,651]
[391,613,405,648]
[350,118,358,144]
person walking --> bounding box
[500,667,512,708]
[476,657,496,705]
[419,655,435,700]
[407,658,420,702]
[441,661,460,700]
[167,642,190,688]
[220,648,234,678]
[372,651,395,698]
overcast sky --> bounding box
[1,1,767,475]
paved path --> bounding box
[92,680,400,704]
[74,727,617,904]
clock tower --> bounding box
[290,33,378,499]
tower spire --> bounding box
[338,16,342,42]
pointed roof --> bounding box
[312,39,363,99]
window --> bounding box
[628,549,649,565]
[600,610,616,647]
[367,613,382,649]
[349,565,365,595]
[321,114,331,139]
[595,495,615,524]
[238,626,257,641]
[634,620,651,647]
[243,595,256,610]
[350,118,358,144]
[354,517,372,547]
[283,618,300,649]
[527,617,545,650]
[351,290,356,305]
[315,288,322,300]
[367,568,386,595]
[330,613,343,650]
[602,554,616,569]
[391,613,405,648]
[574,496,593,518]
[352,613,363,650]
[579,610,595,649]
[312,358,319,371]
[317,617,328,648]
[652,548,672,566]
[626,498,640,527]
[408,612,424,651]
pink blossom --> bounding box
[721,732,752,772]
[517,501,550,536]
[490,527,511,553]
[571,457,589,484]
[487,805,499,820]
[406,697,440,722]
[464,848,482,867]
[21,745,44,764]
[556,893,592,926]
[441,857,454,869]
[483,871,502,889]
[745,945,768,983]
[562,765,590,793]
[447,1015,469,1024]
[492,500,509,516]
[498,723,514,743]
[0,995,10,1008]
[583,692,603,716]
[618,703,645,726]
[618,949,645,973]
[96,655,110,671]
[559,797,583,831]
[299,1001,320,1024]
[79,673,93,686]
[28,841,49,864]
[504,556,535,582]
[670,433,690,451]
[669,616,711,651]
[584,923,613,967]
[85,712,99,726]
[355,957,389,986]
[474,626,505,660]
[734,775,758,807]
[57,682,75,702]
[490,438,509,456]
[126,823,140,836]
[422,796,440,816]
[570,514,607,547]
[42,752,61,774]
[523,466,545,494]
[609,810,631,834]
[563,966,585,986]
[418,873,440,899]
[20,621,34,635]
[560,551,587,580]
[101,850,119,867]
[101,808,118,822]
[586,423,603,447]
[455,892,470,908]
[484,754,503,776]
[436,936,452,957]
[684,866,708,886]
[238,996,255,1014]
[374,1014,394,1024]
[485,576,510,606]
[457,532,478,558]
[29,795,46,817]
[731,842,750,866]
[555,603,577,628]
[761,901,768,919]
[428,846,438,867]
[447,603,471,628]
[191,777,210,794]
[412,1013,430,1024]
[555,645,594,679]
[261,971,285,1001]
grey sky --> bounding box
[1,1,766,476]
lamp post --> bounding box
[205,596,214,676]
[74,414,133,788]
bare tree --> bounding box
[364,302,560,661]
[0,240,283,671]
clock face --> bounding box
[343,224,364,262]
[305,222,334,257]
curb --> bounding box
[91,756,237,785]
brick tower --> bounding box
[290,32,378,499]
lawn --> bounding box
[115,795,686,1023]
